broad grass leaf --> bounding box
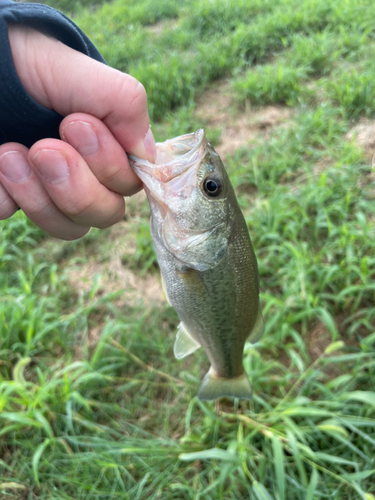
[360,333,375,353]
[34,411,54,440]
[342,470,375,482]
[252,481,275,500]
[306,468,318,500]
[340,391,375,407]
[0,425,19,438]
[32,439,50,486]
[282,407,332,417]
[325,374,352,389]
[324,353,375,363]
[272,436,285,500]
[351,482,375,500]
[179,448,240,462]
[337,418,375,447]
[134,472,150,500]
[318,309,339,340]
[0,412,43,429]
[339,417,375,428]
[0,460,12,471]
[314,452,356,466]
[317,424,349,438]
[286,430,308,487]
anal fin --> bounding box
[247,305,264,344]
[174,323,201,359]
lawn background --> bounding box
[1,0,375,498]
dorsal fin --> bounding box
[174,323,201,359]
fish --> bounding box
[128,129,263,401]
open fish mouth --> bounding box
[128,129,207,236]
[128,129,206,185]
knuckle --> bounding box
[94,203,125,229]
[121,76,148,115]
[0,202,18,220]
[0,187,17,219]
[99,164,124,187]
[130,81,147,107]
[65,195,96,220]
[25,198,54,220]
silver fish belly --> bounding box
[129,129,263,401]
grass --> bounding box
[2,0,375,498]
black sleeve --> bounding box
[0,0,106,148]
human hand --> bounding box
[0,24,156,240]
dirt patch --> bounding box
[147,18,178,35]
[306,322,331,361]
[194,81,293,159]
[346,119,375,167]
[66,216,163,315]
[346,121,375,201]
[68,261,162,306]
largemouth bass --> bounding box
[129,129,263,400]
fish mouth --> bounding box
[128,129,207,230]
[128,129,206,185]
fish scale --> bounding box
[129,129,264,401]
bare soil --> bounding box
[346,120,375,199]
[306,322,331,361]
[194,81,293,159]
[66,219,164,308]
[147,18,178,35]
[346,119,375,164]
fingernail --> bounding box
[144,127,157,163]
[131,127,157,163]
[62,121,99,156]
[32,149,70,183]
[0,151,31,183]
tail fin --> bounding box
[197,369,252,401]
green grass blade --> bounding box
[305,468,318,500]
[272,435,285,500]
[253,481,275,500]
[179,448,240,463]
[32,439,50,486]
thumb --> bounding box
[8,24,156,162]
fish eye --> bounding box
[203,176,223,198]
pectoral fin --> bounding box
[247,305,264,344]
[174,323,201,359]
